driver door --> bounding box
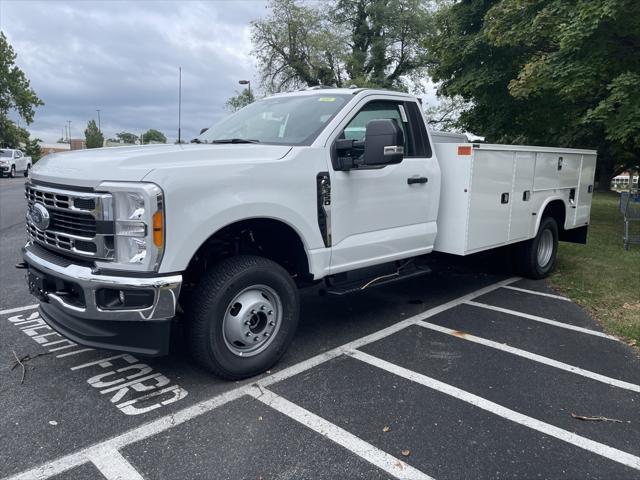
[327,97,439,274]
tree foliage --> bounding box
[251,0,432,92]
[141,129,167,144]
[225,88,255,112]
[84,119,104,149]
[426,0,640,188]
[0,32,43,148]
[23,136,42,162]
[111,131,139,144]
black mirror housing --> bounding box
[363,119,404,166]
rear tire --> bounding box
[519,216,559,279]
[185,255,299,380]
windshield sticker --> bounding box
[318,97,336,102]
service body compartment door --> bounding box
[466,150,513,251]
[574,153,596,226]
[558,153,581,189]
[509,152,535,241]
[534,152,560,190]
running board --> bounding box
[324,264,431,296]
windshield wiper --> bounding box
[210,138,260,144]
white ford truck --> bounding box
[1,148,32,178]
[21,88,596,379]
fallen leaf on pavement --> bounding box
[382,425,390,432]
[401,449,411,457]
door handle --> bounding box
[407,176,428,185]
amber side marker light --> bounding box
[458,145,472,156]
[153,211,164,248]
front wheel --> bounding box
[9,166,15,178]
[24,165,30,177]
[186,255,299,380]
[519,216,559,279]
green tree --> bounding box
[141,129,167,144]
[114,131,139,144]
[225,88,255,112]
[84,119,104,148]
[251,0,432,92]
[0,32,43,147]
[23,136,42,162]
[426,0,640,189]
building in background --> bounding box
[612,172,639,190]
[38,142,71,155]
[70,139,86,150]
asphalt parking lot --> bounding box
[2,176,640,480]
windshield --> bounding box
[198,94,352,146]
[0,150,12,158]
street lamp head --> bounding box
[238,80,250,85]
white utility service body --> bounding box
[0,148,32,177]
[21,88,596,379]
[434,143,596,255]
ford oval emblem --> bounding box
[29,203,50,230]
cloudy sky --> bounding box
[1,0,269,143]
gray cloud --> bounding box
[1,0,268,142]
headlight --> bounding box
[95,182,165,272]
[0,160,8,165]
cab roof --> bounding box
[269,87,416,99]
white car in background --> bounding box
[0,148,32,178]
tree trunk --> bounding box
[596,156,615,192]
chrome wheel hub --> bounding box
[537,229,554,268]
[222,285,282,357]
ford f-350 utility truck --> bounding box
[21,88,596,379]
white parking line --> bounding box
[465,301,619,340]
[417,320,640,393]
[91,448,144,480]
[501,285,570,301]
[348,350,640,471]
[0,304,38,316]
[251,388,432,480]
[2,277,520,480]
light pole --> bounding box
[178,66,182,144]
[67,120,72,144]
[239,79,251,99]
[96,109,101,132]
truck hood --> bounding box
[31,144,293,188]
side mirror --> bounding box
[363,119,404,166]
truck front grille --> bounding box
[25,183,114,259]
[49,210,97,237]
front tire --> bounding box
[9,166,15,178]
[186,255,299,380]
[24,165,30,177]
[519,216,559,279]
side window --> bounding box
[405,102,432,158]
[15,151,22,159]
[343,100,414,156]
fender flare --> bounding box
[534,196,567,236]
[186,213,315,275]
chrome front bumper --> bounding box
[22,242,182,321]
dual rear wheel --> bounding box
[518,216,559,279]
